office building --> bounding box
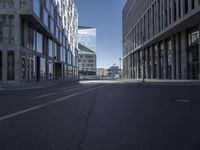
[78,26,96,76]
[0,0,78,83]
[123,0,200,80]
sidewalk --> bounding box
[0,80,79,91]
[121,79,200,85]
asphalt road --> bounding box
[0,80,200,150]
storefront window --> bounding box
[188,28,199,79]
[7,51,14,80]
[40,58,46,80]
[0,51,2,80]
[48,63,53,79]
[36,32,43,53]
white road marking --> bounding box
[0,85,107,121]
[33,92,58,100]
[64,87,83,92]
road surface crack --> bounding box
[76,89,98,150]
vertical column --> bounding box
[157,43,161,79]
[163,0,166,28]
[181,0,185,16]
[176,33,181,79]
[171,35,176,79]
[163,40,168,79]
[15,15,21,82]
[188,0,192,11]
[180,30,188,79]
[132,53,134,78]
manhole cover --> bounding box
[175,99,192,103]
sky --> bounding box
[75,0,126,69]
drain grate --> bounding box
[175,99,192,103]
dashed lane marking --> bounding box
[0,85,107,121]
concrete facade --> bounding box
[123,0,200,80]
[0,0,79,84]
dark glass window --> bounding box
[0,51,2,80]
[7,51,15,80]
[185,0,188,14]
[187,28,199,79]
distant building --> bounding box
[123,0,200,80]
[97,68,108,77]
[78,26,96,77]
[108,65,120,79]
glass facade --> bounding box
[0,51,2,80]
[188,28,199,79]
[7,51,14,80]
[0,15,14,44]
[33,0,41,17]
[78,27,96,52]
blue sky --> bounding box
[75,0,126,69]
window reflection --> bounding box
[33,0,40,17]
[188,28,199,79]
[7,51,15,80]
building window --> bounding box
[191,0,195,9]
[40,57,46,80]
[185,0,188,14]
[0,0,14,8]
[0,51,2,80]
[33,0,41,18]
[7,51,15,80]
[20,0,27,8]
[0,15,14,44]
[36,32,43,53]
[187,28,199,79]
[43,9,49,27]
[48,39,53,57]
